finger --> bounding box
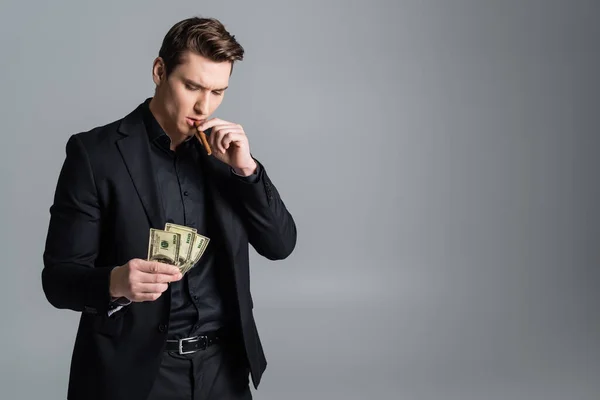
[221,131,246,150]
[136,283,169,293]
[139,261,181,275]
[203,123,239,150]
[139,272,182,283]
[209,126,229,154]
[132,292,163,302]
[211,127,243,153]
[197,118,230,131]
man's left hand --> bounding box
[196,118,257,176]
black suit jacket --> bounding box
[41,101,297,400]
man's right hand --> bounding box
[109,259,182,302]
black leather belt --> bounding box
[165,332,221,355]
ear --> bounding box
[152,57,165,86]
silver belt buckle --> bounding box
[178,336,201,355]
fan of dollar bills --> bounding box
[147,223,210,275]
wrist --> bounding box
[233,160,258,177]
[109,266,122,298]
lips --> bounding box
[186,117,205,127]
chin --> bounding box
[182,127,195,138]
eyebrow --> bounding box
[184,79,228,92]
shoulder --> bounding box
[66,101,146,157]
[74,116,125,152]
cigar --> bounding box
[193,121,212,155]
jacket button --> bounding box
[158,323,167,333]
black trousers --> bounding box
[145,341,252,400]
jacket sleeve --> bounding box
[42,134,115,314]
[230,159,297,260]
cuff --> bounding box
[231,162,262,183]
[107,296,131,317]
[110,296,132,306]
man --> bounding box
[41,16,297,400]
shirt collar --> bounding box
[142,98,193,152]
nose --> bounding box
[194,92,210,116]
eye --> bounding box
[212,91,223,96]
[185,84,198,91]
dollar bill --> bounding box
[165,223,196,269]
[181,233,210,274]
[147,224,210,275]
[147,228,180,265]
[165,222,197,234]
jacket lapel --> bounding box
[115,105,166,229]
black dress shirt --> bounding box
[140,99,259,339]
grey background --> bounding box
[1,0,599,399]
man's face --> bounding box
[151,51,231,139]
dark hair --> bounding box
[158,17,244,76]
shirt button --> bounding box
[158,323,167,333]
[183,191,189,196]
[193,295,198,300]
